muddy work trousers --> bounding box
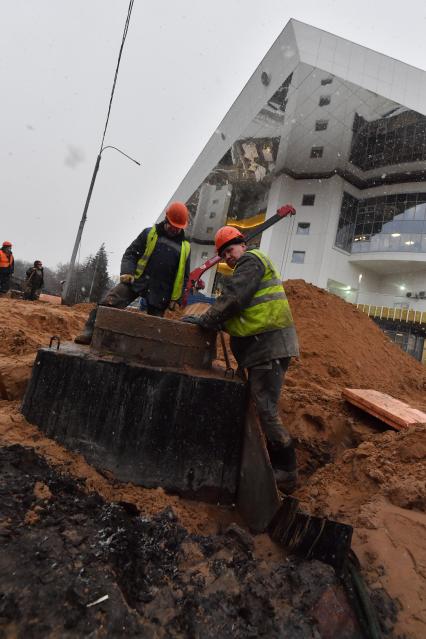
[248,357,296,473]
[23,288,41,301]
[85,282,165,331]
[0,273,11,295]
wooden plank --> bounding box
[183,302,211,316]
[343,388,426,431]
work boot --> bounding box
[74,308,97,345]
[267,439,297,469]
[267,439,298,494]
[274,469,298,494]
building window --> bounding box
[206,227,213,234]
[319,95,331,107]
[302,194,315,206]
[350,110,426,171]
[335,191,426,254]
[310,146,324,159]
[215,184,222,191]
[209,211,216,218]
[315,119,329,131]
[297,222,310,235]
[291,251,306,263]
[201,251,208,260]
[321,77,333,85]
[212,199,219,204]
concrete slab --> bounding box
[21,343,247,504]
[91,307,217,370]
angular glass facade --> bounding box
[172,21,426,313]
[186,62,426,255]
[169,21,426,359]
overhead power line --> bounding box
[99,0,135,152]
[62,0,138,305]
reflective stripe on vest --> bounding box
[0,250,13,270]
[224,248,294,337]
[134,227,190,301]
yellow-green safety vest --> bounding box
[225,248,294,337]
[134,227,190,301]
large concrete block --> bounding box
[91,307,217,370]
[21,344,247,503]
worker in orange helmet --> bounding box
[0,241,14,295]
[183,222,299,493]
[75,202,191,344]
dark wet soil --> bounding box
[0,444,398,638]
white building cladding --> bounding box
[166,20,426,356]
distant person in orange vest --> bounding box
[23,260,44,300]
[0,241,14,295]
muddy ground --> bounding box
[1,444,368,639]
[0,284,425,637]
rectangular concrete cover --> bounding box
[22,344,247,504]
[91,307,217,370]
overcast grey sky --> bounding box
[1,0,426,274]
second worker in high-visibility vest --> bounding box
[75,202,191,345]
[183,225,299,493]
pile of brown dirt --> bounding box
[280,281,425,474]
[0,284,425,637]
[285,279,425,401]
[0,298,90,357]
[0,298,90,399]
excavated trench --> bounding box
[0,285,425,637]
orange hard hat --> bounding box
[2,241,12,247]
[215,226,244,255]
[165,201,189,229]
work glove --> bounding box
[181,315,205,326]
[120,274,135,284]
[277,204,296,217]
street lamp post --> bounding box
[62,145,139,305]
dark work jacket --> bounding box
[201,252,299,368]
[25,267,44,290]
[121,221,190,310]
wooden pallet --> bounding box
[343,388,426,431]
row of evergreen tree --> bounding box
[12,244,116,303]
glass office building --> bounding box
[165,20,426,360]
